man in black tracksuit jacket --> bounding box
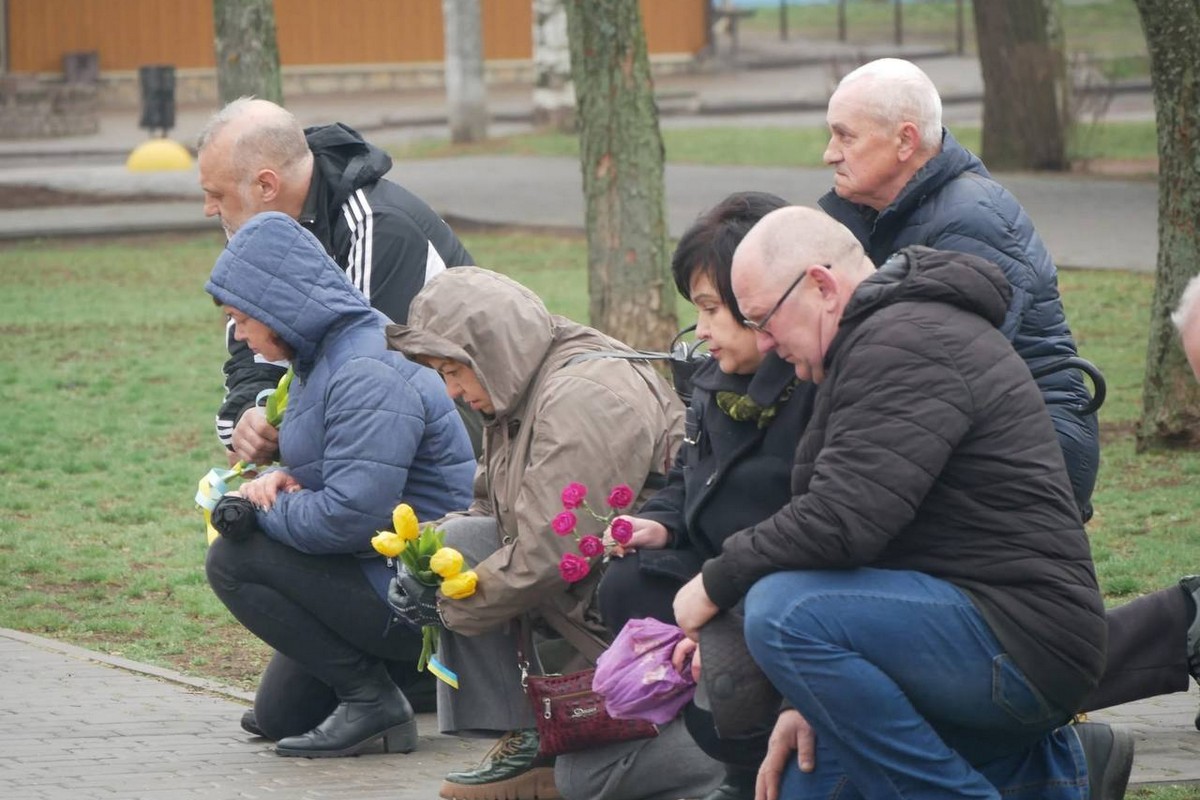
[673,207,1126,799]
[197,99,476,462]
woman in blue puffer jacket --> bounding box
[204,211,475,758]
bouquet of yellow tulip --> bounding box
[372,503,477,686]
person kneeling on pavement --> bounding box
[673,207,1134,800]
[385,267,684,800]
[203,212,475,757]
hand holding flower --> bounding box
[603,516,668,558]
[552,482,644,582]
[372,504,478,680]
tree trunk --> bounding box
[972,0,1068,171]
[442,0,488,143]
[213,0,282,105]
[1133,0,1200,451]
[532,0,575,132]
[563,0,677,352]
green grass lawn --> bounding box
[386,120,1159,170]
[1,231,1197,797]
[744,0,1148,78]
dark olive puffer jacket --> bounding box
[703,247,1106,712]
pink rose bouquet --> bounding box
[552,481,636,583]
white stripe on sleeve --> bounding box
[425,241,447,284]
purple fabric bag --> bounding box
[592,617,697,726]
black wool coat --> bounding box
[634,353,815,583]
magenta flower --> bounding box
[610,517,634,546]
[551,511,577,536]
[578,535,604,558]
[561,482,588,510]
[559,552,591,583]
[607,484,635,510]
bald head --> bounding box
[197,98,314,238]
[731,207,875,383]
[835,58,943,151]
[197,97,312,182]
[737,206,874,290]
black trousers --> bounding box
[206,533,423,740]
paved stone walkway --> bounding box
[0,629,491,800]
[3,627,1198,799]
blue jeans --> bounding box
[743,568,1088,800]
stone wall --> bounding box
[48,55,696,111]
[0,77,100,140]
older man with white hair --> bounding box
[818,57,1100,523]
[674,206,1131,800]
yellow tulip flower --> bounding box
[441,570,478,600]
[393,503,420,541]
[371,530,406,558]
[430,547,464,579]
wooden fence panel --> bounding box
[7,0,705,74]
[9,0,214,72]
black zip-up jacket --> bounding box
[633,354,814,581]
[702,247,1106,712]
[215,123,473,450]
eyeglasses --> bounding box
[743,272,807,334]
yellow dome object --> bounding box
[126,138,194,172]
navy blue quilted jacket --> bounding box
[206,212,475,599]
[819,129,1090,411]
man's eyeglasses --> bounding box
[743,272,807,334]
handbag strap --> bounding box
[517,616,537,691]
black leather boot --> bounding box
[274,664,418,758]
[699,766,756,800]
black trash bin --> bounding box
[138,64,176,135]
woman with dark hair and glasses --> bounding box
[554,191,817,800]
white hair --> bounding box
[837,58,943,152]
[1171,274,1200,332]
[196,96,312,185]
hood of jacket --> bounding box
[304,122,393,210]
[835,246,1013,363]
[384,267,557,418]
[206,211,380,375]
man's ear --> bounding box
[896,121,920,162]
[255,169,282,205]
[808,264,840,303]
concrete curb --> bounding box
[0,627,255,704]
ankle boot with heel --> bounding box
[275,664,418,758]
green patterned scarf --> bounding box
[715,380,798,429]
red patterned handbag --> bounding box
[520,663,659,757]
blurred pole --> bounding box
[894,0,903,46]
[838,0,847,42]
[779,0,788,40]
[443,0,488,143]
[956,0,965,55]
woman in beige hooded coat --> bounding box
[387,267,684,800]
